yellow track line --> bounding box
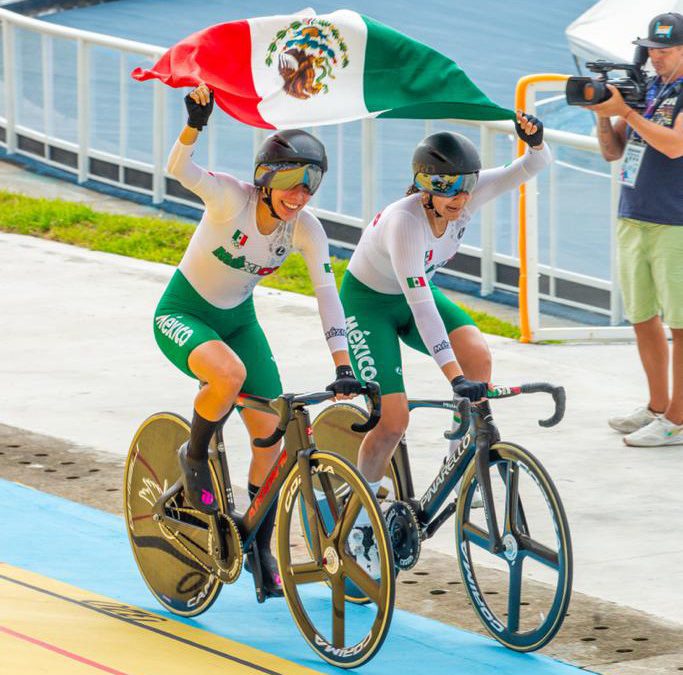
[0,563,323,675]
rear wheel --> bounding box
[277,451,395,669]
[124,412,225,617]
[455,442,572,651]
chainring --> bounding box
[385,501,421,571]
[214,513,243,584]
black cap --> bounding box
[633,12,683,49]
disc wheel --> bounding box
[308,403,401,604]
[124,412,225,617]
[277,451,395,669]
[455,442,572,651]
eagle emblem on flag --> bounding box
[266,18,349,100]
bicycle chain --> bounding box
[159,509,244,583]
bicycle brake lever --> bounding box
[352,381,382,432]
[444,397,471,440]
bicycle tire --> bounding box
[455,441,572,651]
[308,403,401,604]
[277,450,395,669]
[124,412,224,617]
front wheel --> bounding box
[277,451,395,669]
[455,442,572,651]
[124,412,224,617]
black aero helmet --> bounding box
[254,129,328,180]
[412,131,481,177]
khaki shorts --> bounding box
[617,218,683,328]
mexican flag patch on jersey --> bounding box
[407,276,426,288]
[232,230,248,248]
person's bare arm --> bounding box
[594,115,628,161]
[590,84,683,160]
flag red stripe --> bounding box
[131,21,273,129]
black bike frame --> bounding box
[216,392,320,550]
[393,400,500,545]
[151,392,318,567]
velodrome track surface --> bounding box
[1,168,682,673]
[1,479,584,674]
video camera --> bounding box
[565,46,649,108]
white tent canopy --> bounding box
[566,0,683,67]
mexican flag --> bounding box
[131,9,514,129]
[407,276,426,288]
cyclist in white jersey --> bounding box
[155,83,361,597]
[340,112,551,572]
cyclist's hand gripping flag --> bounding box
[131,9,514,129]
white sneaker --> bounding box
[608,406,661,434]
[623,417,683,447]
[347,526,380,579]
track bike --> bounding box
[124,383,396,668]
[310,383,572,652]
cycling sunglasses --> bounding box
[413,171,479,197]
[254,162,324,194]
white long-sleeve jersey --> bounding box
[167,140,348,354]
[347,144,552,367]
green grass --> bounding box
[0,189,520,338]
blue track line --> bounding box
[0,479,585,674]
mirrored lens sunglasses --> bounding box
[254,163,323,194]
[413,171,478,197]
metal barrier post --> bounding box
[42,34,53,139]
[76,37,90,183]
[151,78,165,203]
[479,125,495,296]
[118,52,128,183]
[609,161,623,325]
[549,159,558,299]
[361,117,376,226]
[3,18,17,152]
[515,73,570,342]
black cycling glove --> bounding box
[326,365,363,397]
[451,375,488,402]
[515,113,544,147]
[185,91,214,130]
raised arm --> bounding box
[167,83,246,215]
[468,112,552,212]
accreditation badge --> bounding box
[619,141,646,188]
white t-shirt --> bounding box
[347,144,552,366]
[167,140,348,354]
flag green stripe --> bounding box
[361,15,514,121]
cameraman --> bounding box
[588,12,683,447]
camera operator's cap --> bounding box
[633,12,683,48]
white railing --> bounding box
[0,9,630,339]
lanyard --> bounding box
[643,77,683,120]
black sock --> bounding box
[187,410,218,461]
[248,482,279,552]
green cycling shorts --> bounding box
[153,270,282,399]
[339,271,475,395]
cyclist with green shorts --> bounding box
[341,112,550,573]
[155,83,361,597]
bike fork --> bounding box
[474,435,503,554]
